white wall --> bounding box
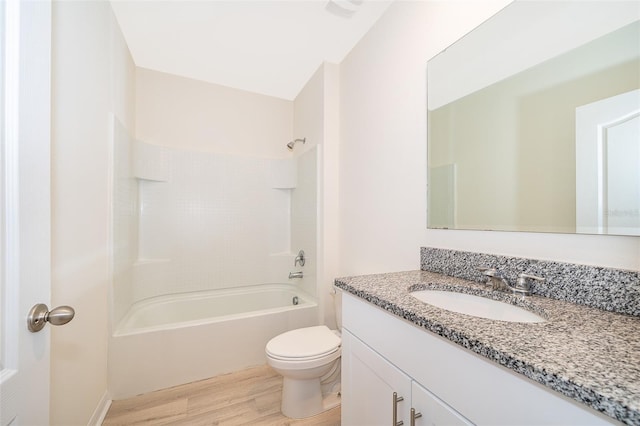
[136,67,293,158]
[293,63,341,326]
[51,1,135,425]
[111,117,138,329]
[339,0,639,274]
[321,63,341,327]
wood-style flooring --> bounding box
[102,365,341,425]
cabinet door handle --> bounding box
[410,408,423,426]
[393,392,404,426]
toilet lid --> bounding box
[266,325,341,360]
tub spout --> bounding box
[289,271,303,279]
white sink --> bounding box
[411,290,546,323]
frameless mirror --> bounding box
[427,1,640,235]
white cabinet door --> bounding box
[342,329,412,426]
[412,381,473,426]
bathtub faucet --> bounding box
[289,271,303,279]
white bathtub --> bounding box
[109,284,318,398]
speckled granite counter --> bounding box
[335,270,640,425]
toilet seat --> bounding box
[266,325,341,361]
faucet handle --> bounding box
[517,273,545,282]
[477,266,502,277]
[515,273,545,293]
[477,267,507,291]
[294,250,305,267]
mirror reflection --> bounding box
[427,1,640,236]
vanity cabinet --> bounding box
[343,328,471,425]
[341,292,617,426]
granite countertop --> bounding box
[335,270,640,426]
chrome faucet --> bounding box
[477,267,544,297]
[289,271,303,279]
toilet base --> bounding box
[281,377,341,419]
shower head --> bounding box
[287,138,306,151]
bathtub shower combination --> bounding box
[110,119,320,398]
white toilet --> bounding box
[265,289,342,419]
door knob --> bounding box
[27,303,75,332]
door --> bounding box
[342,329,412,426]
[0,1,53,424]
[576,89,640,235]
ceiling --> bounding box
[110,0,394,100]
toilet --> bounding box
[265,289,342,419]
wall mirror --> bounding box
[427,1,640,236]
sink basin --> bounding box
[411,290,546,323]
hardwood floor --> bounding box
[103,365,341,425]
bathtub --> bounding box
[109,284,318,398]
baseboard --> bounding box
[87,390,111,426]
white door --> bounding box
[1,1,55,424]
[576,89,640,235]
